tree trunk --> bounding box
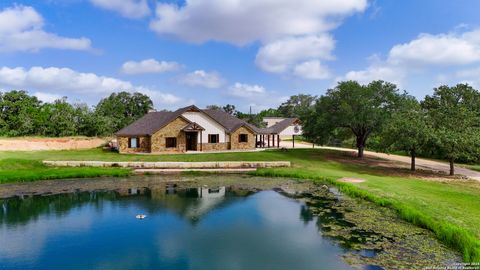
[410,149,416,171]
[355,134,367,158]
[357,146,364,158]
[449,158,455,176]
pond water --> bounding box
[0,183,354,270]
[0,176,460,270]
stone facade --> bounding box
[201,142,229,151]
[151,117,189,153]
[118,136,150,153]
[117,116,258,154]
[230,126,256,150]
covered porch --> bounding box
[255,133,300,149]
[182,122,205,151]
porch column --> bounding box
[292,135,295,148]
[267,135,270,148]
[200,132,203,151]
[272,134,275,148]
[277,134,280,148]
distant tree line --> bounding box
[301,81,480,175]
[4,81,480,175]
[0,90,153,137]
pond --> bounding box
[0,175,461,270]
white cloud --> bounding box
[179,70,225,89]
[0,5,91,52]
[255,34,335,73]
[337,28,480,86]
[228,82,266,99]
[149,0,367,79]
[293,60,331,80]
[0,66,183,107]
[89,0,150,19]
[339,63,403,85]
[150,0,367,45]
[121,59,181,75]
[388,30,480,66]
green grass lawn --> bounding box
[1,148,480,261]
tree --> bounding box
[257,108,281,118]
[222,104,237,115]
[206,105,222,110]
[0,90,41,136]
[47,98,77,136]
[95,91,153,134]
[421,84,480,175]
[277,94,316,118]
[303,80,402,158]
[378,96,431,171]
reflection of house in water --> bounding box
[185,187,226,221]
[148,185,250,224]
[116,187,150,196]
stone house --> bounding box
[116,105,302,154]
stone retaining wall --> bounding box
[43,160,291,169]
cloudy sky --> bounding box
[1,0,480,111]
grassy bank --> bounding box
[0,158,130,183]
[0,148,479,261]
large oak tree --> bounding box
[303,80,402,158]
[378,96,431,171]
[422,84,480,175]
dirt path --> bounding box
[0,137,107,151]
[279,141,480,181]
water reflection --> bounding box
[0,185,255,226]
[0,183,356,270]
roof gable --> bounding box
[116,105,262,136]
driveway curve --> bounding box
[278,141,480,181]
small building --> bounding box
[115,105,302,154]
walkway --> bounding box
[279,141,480,181]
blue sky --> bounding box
[1,0,480,112]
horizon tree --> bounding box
[277,94,316,118]
[378,96,431,171]
[303,80,402,158]
[421,84,480,175]
[95,91,153,134]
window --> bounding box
[239,134,248,143]
[129,137,138,148]
[165,137,177,148]
[208,134,219,143]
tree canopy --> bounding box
[421,84,480,175]
[378,96,431,171]
[277,94,316,118]
[303,80,402,157]
[95,92,153,134]
[0,90,153,137]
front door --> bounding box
[186,132,198,151]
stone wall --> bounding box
[151,117,189,153]
[200,142,229,151]
[118,136,150,153]
[230,126,256,150]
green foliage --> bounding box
[422,84,480,174]
[222,104,237,115]
[277,94,316,118]
[0,90,42,136]
[303,80,402,157]
[0,90,153,137]
[377,96,432,170]
[95,91,153,134]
